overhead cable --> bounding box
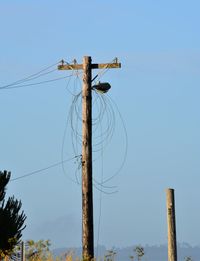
[10,155,81,181]
[0,61,60,89]
[0,75,74,90]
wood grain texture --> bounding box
[82,56,94,260]
[58,62,121,70]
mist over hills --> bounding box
[53,243,200,261]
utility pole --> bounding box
[166,188,177,261]
[82,56,93,260]
[58,56,121,260]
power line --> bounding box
[10,155,81,181]
[0,74,74,90]
[10,68,58,85]
[0,61,60,89]
[0,60,82,90]
[100,94,128,184]
[96,122,103,259]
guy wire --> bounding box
[10,155,81,182]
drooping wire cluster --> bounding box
[61,67,128,194]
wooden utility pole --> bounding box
[82,56,93,260]
[166,188,177,261]
[58,56,121,260]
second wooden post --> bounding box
[166,188,177,261]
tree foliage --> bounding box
[184,257,193,261]
[104,249,116,261]
[25,239,51,260]
[0,170,26,256]
[134,246,144,261]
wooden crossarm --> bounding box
[58,62,121,70]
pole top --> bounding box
[166,188,175,195]
[83,56,92,60]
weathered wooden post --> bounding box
[166,188,177,261]
[82,56,94,260]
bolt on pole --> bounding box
[166,188,177,261]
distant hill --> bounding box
[53,243,200,261]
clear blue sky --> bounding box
[1,1,200,249]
